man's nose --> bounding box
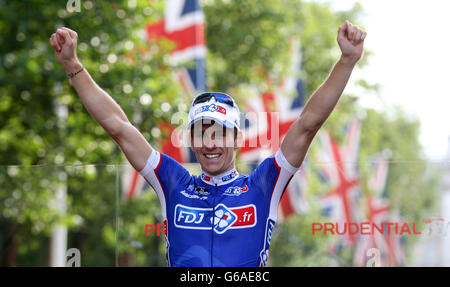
[203,135,217,148]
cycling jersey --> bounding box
[139,148,298,267]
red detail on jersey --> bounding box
[231,206,256,227]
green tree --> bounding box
[0,0,179,266]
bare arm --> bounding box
[50,27,151,171]
[281,21,367,168]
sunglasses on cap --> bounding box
[192,92,235,107]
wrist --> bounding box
[62,58,83,73]
[339,54,359,67]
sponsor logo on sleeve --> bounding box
[259,218,275,267]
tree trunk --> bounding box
[1,221,20,266]
[118,251,135,267]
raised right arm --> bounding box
[50,27,151,171]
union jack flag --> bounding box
[241,87,307,220]
[149,0,206,164]
[124,0,206,198]
[238,38,308,219]
[367,151,391,196]
[240,38,304,158]
[146,0,206,74]
[353,151,405,266]
[356,209,406,267]
[146,0,206,92]
[384,211,406,266]
[353,195,390,266]
[317,118,362,246]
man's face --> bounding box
[190,121,239,176]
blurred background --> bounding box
[1,0,449,266]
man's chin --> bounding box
[201,162,224,175]
[202,166,222,175]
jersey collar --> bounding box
[200,168,239,186]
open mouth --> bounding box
[203,153,222,160]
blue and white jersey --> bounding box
[139,148,298,267]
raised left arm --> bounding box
[281,20,366,168]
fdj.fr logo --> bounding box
[174,204,256,234]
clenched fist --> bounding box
[337,20,367,64]
[49,27,80,71]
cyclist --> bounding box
[49,20,366,266]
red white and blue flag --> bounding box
[384,211,406,266]
[124,0,207,198]
[149,0,207,165]
[367,151,390,196]
[353,194,390,266]
[317,118,362,245]
[146,0,206,92]
[354,152,405,266]
[359,153,390,265]
[238,38,308,219]
[240,38,304,161]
